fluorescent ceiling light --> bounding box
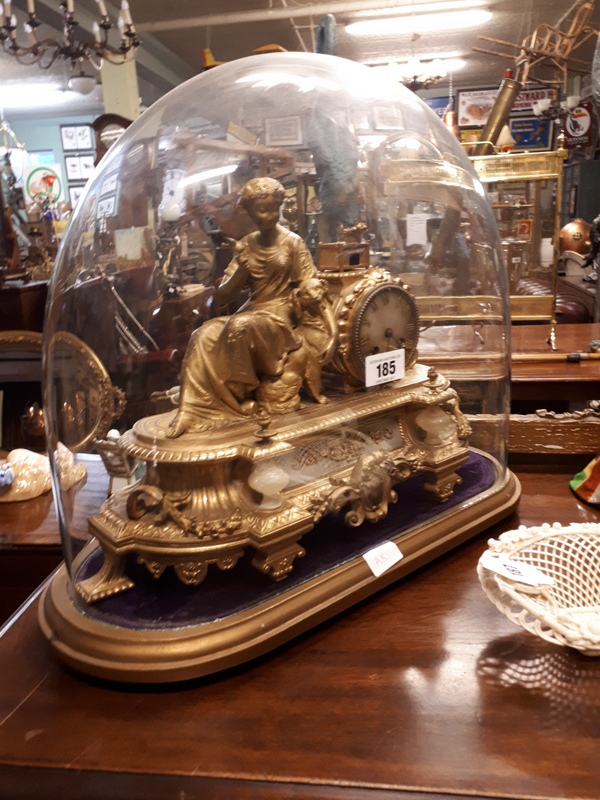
[2,83,71,109]
[179,164,238,187]
[348,0,487,19]
[346,9,492,35]
[362,51,463,65]
[381,57,466,76]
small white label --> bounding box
[481,551,554,587]
[365,348,405,387]
[406,213,429,247]
[363,541,404,577]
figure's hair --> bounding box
[240,177,285,209]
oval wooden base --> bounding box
[39,467,520,683]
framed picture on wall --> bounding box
[61,126,78,151]
[65,154,95,182]
[65,156,82,181]
[61,124,93,152]
[79,155,95,179]
[372,105,403,130]
[265,115,303,146]
[508,117,554,151]
[69,184,86,209]
[456,87,498,127]
[97,196,116,217]
[101,172,119,195]
[75,125,93,150]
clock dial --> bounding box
[161,167,186,207]
[352,284,419,371]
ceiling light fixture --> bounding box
[1,82,68,109]
[378,57,466,92]
[362,51,464,66]
[346,9,492,36]
[0,0,139,72]
[67,72,97,95]
[348,0,488,20]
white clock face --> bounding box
[161,167,186,207]
[352,284,419,367]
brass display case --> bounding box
[470,149,567,326]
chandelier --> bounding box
[0,0,139,74]
[386,57,448,92]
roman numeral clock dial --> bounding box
[336,269,420,387]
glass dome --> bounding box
[41,53,516,682]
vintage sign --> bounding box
[423,96,450,119]
[508,117,554,151]
[564,101,594,148]
[512,86,556,114]
[457,85,555,127]
[457,87,498,127]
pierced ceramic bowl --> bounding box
[478,523,600,656]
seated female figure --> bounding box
[168,177,336,437]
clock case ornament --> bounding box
[39,53,519,682]
[73,180,471,605]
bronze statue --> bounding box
[168,177,336,436]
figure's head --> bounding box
[240,177,286,210]
[240,178,286,233]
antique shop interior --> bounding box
[2,1,600,798]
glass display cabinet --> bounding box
[469,149,566,332]
[40,53,519,683]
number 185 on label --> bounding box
[365,348,405,387]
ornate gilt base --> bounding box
[38,457,520,683]
[77,365,473,603]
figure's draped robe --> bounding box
[170,227,317,433]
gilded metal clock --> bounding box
[336,268,420,386]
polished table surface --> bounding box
[511,323,600,402]
[0,455,109,622]
[1,465,600,800]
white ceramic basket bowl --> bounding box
[478,523,600,656]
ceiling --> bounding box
[2,0,600,119]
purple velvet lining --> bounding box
[77,451,497,630]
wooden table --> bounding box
[511,322,600,406]
[0,455,108,622]
[1,465,600,800]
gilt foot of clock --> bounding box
[76,549,133,603]
[251,540,307,580]
[421,453,467,502]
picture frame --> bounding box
[65,154,96,182]
[65,155,82,182]
[372,105,403,130]
[60,125,78,151]
[97,196,116,217]
[61,124,94,152]
[100,172,119,196]
[264,115,303,146]
[69,184,86,209]
[516,219,533,241]
[79,155,95,179]
[75,125,93,151]
[508,117,554,151]
[456,87,498,128]
[423,96,450,120]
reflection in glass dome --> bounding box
[40,53,517,682]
